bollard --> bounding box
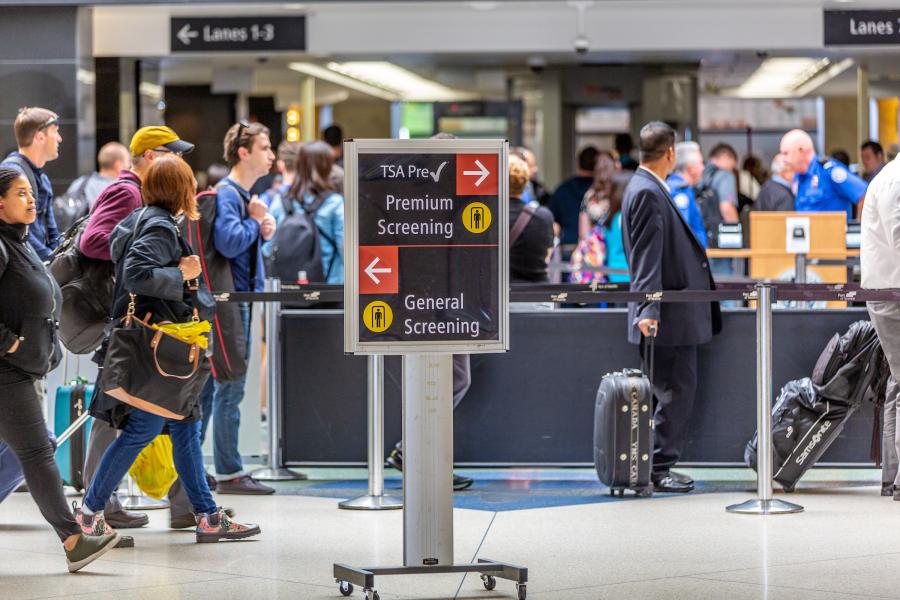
[253,278,306,481]
[339,354,402,510]
[727,284,803,515]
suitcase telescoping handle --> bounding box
[56,410,91,446]
[646,324,656,389]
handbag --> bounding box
[101,284,211,420]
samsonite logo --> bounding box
[795,421,832,465]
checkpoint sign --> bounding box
[344,139,509,354]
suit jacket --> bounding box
[622,167,721,346]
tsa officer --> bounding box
[780,129,868,220]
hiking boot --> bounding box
[216,475,274,495]
[66,532,120,573]
[171,507,236,530]
[196,509,260,543]
[73,503,114,536]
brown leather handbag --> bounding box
[101,291,211,420]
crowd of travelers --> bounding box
[538,130,887,287]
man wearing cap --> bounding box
[80,126,194,260]
[2,107,63,260]
[80,126,206,533]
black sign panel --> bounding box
[347,142,507,353]
[170,17,306,53]
[824,10,900,45]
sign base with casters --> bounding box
[334,355,527,599]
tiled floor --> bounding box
[0,468,897,600]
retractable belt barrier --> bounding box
[236,280,899,521]
[212,281,900,305]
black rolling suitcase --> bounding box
[593,336,654,497]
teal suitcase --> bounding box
[54,378,94,490]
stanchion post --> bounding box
[339,354,402,510]
[253,278,306,481]
[795,252,807,284]
[727,284,803,515]
[119,474,170,510]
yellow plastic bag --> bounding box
[150,320,211,350]
[128,435,178,500]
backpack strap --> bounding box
[509,203,537,248]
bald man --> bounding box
[779,129,867,220]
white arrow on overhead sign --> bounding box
[462,159,490,187]
[364,257,393,285]
[177,24,200,46]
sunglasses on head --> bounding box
[230,120,251,156]
[38,116,60,132]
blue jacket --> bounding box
[214,179,265,293]
[1,152,60,260]
[666,173,708,248]
[264,191,345,283]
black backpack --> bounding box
[53,175,91,234]
[267,194,335,283]
[48,177,139,355]
[48,213,114,355]
[694,166,724,248]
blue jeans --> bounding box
[200,302,251,479]
[84,409,217,515]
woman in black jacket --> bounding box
[81,155,260,543]
[0,166,119,571]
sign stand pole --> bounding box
[253,278,306,481]
[339,354,402,510]
[727,284,803,515]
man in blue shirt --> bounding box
[548,146,598,254]
[1,107,63,260]
[780,129,868,220]
[667,142,708,247]
[201,121,277,495]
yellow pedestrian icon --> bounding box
[462,202,491,234]
[363,301,393,333]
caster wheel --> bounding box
[481,575,497,591]
[517,583,527,600]
[338,581,353,596]
[364,590,380,600]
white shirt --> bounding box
[861,156,900,289]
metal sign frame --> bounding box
[344,138,510,355]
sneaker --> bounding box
[66,532,120,573]
[453,474,474,491]
[216,475,274,495]
[171,507,236,529]
[196,508,261,543]
[386,444,403,471]
[73,503,114,536]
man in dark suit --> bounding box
[622,122,721,493]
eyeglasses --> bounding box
[230,120,251,157]
[151,147,183,157]
[38,116,60,132]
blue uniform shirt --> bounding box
[214,178,265,293]
[666,173,708,248]
[794,155,868,220]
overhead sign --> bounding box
[170,17,306,52]
[345,139,509,354]
[824,10,900,45]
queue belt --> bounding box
[212,282,900,305]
